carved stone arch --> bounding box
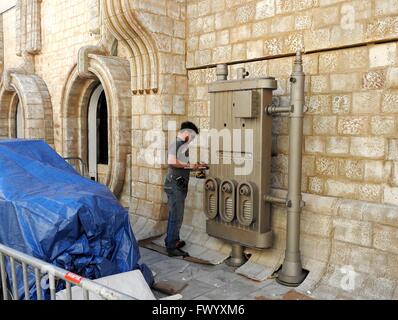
[0,74,54,144]
[103,0,159,94]
[61,54,131,196]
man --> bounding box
[164,121,207,257]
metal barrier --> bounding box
[0,244,135,300]
[63,157,89,178]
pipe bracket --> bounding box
[266,104,292,115]
[264,195,287,206]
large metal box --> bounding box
[204,76,277,249]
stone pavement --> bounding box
[140,247,311,300]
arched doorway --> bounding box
[0,73,54,144]
[15,99,25,139]
[88,84,109,182]
[61,54,131,196]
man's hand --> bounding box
[188,163,209,171]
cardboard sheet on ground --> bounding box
[151,232,229,265]
[235,260,275,282]
[0,140,153,299]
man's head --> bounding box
[179,121,199,142]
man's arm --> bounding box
[168,154,201,171]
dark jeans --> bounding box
[164,174,188,250]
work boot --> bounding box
[176,240,186,249]
[167,248,189,258]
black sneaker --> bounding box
[167,248,189,258]
[176,240,186,249]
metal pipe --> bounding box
[267,105,292,115]
[227,244,247,267]
[22,263,30,300]
[49,273,56,300]
[35,268,42,300]
[10,257,18,300]
[264,195,287,206]
[237,68,249,80]
[0,253,9,300]
[66,282,72,300]
[277,51,307,287]
[216,64,228,81]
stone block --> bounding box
[313,116,337,135]
[383,186,398,206]
[236,3,256,24]
[302,211,332,237]
[330,73,360,92]
[255,0,275,20]
[371,116,396,136]
[373,224,398,255]
[352,91,381,114]
[309,177,324,194]
[358,184,382,202]
[316,157,338,176]
[326,137,350,155]
[382,90,398,113]
[364,160,389,183]
[386,68,398,89]
[305,136,325,154]
[326,179,357,198]
[338,159,364,181]
[362,70,386,90]
[334,218,373,247]
[307,95,331,114]
[311,75,330,94]
[332,95,351,114]
[350,137,385,158]
[338,116,369,136]
[369,43,396,68]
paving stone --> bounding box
[246,280,293,299]
[194,279,260,300]
[180,280,219,300]
[196,269,242,287]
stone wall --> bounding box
[183,0,398,299]
[1,0,398,299]
[2,7,24,70]
[35,0,100,152]
[128,0,188,233]
[187,0,398,68]
[187,42,398,205]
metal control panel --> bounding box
[204,69,277,249]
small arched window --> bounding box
[97,91,108,165]
[88,84,109,181]
[15,100,25,139]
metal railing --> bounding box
[63,157,89,178]
[0,244,135,300]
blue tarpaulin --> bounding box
[0,139,153,299]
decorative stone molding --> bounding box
[61,54,131,196]
[0,1,52,144]
[103,0,159,94]
[16,0,42,56]
[78,8,118,79]
[88,0,101,36]
[0,14,3,74]
[0,73,54,144]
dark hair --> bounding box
[180,121,199,135]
